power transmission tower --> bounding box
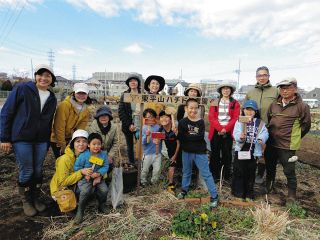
[48,49,55,69]
[234,59,241,90]
[72,65,76,80]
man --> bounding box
[245,66,278,184]
[266,77,311,203]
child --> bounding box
[177,98,219,208]
[232,100,269,201]
[141,108,161,186]
[159,110,180,193]
[74,133,109,224]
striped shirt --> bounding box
[218,99,231,126]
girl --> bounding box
[118,74,141,165]
[232,100,268,201]
[208,83,240,182]
[74,133,109,224]
[50,82,91,158]
[88,105,119,166]
[0,64,57,216]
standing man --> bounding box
[245,66,278,184]
[266,78,311,203]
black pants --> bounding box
[209,131,233,181]
[265,145,297,190]
[50,142,62,159]
[124,132,135,164]
[231,152,256,199]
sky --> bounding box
[0,0,319,90]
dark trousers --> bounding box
[124,132,135,164]
[231,153,256,199]
[50,142,62,159]
[209,131,233,181]
[265,145,297,190]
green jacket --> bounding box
[87,120,120,165]
[245,82,279,124]
[50,146,82,196]
[267,94,311,150]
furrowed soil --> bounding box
[0,128,319,239]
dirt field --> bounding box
[0,132,319,239]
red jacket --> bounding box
[208,98,240,140]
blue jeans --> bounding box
[13,141,48,185]
[182,151,218,198]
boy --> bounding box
[141,108,161,186]
[159,110,180,193]
[177,98,219,208]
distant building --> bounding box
[200,79,237,97]
[238,85,256,94]
[305,88,320,101]
[175,81,189,96]
[0,72,8,80]
[55,76,73,90]
[92,72,142,97]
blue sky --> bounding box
[0,0,319,89]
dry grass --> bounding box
[250,203,290,240]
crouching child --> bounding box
[74,133,109,224]
[177,98,219,208]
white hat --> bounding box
[71,129,89,141]
[34,64,56,82]
[276,77,297,87]
[73,83,89,94]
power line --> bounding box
[0,2,21,40]
[72,65,76,80]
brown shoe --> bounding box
[19,187,37,217]
[286,188,296,204]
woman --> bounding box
[50,129,92,198]
[143,75,166,117]
[50,82,90,158]
[87,105,120,166]
[177,83,204,121]
[118,74,141,165]
[0,64,57,216]
[208,83,240,182]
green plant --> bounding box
[286,202,307,219]
[171,204,220,239]
[84,226,99,236]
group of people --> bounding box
[0,64,311,223]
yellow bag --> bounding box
[55,189,77,213]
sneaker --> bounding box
[177,191,187,199]
[255,175,264,184]
[209,196,219,208]
[167,184,175,194]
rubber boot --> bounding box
[286,188,296,204]
[74,198,87,224]
[265,179,274,194]
[31,184,46,212]
[18,186,37,217]
[98,200,108,214]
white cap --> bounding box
[71,129,89,141]
[34,64,54,75]
[73,83,89,94]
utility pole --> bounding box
[48,49,55,70]
[235,59,241,90]
[180,68,183,80]
[72,65,76,80]
[30,59,34,80]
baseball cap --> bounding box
[73,83,89,94]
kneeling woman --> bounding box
[50,130,93,202]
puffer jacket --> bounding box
[87,120,120,165]
[267,94,311,150]
[50,146,82,196]
[245,82,279,124]
[50,96,90,150]
[0,81,57,143]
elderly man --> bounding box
[266,77,311,203]
[245,66,279,184]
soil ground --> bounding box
[0,130,319,239]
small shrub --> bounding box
[286,202,307,219]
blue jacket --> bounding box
[0,81,57,143]
[142,124,161,155]
[74,149,109,176]
[233,118,269,157]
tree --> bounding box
[1,80,13,91]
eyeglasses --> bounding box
[256,74,270,78]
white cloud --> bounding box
[0,46,9,51]
[123,43,144,54]
[80,46,97,52]
[65,0,320,57]
[0,0,43,8]
[57,48,77,56]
